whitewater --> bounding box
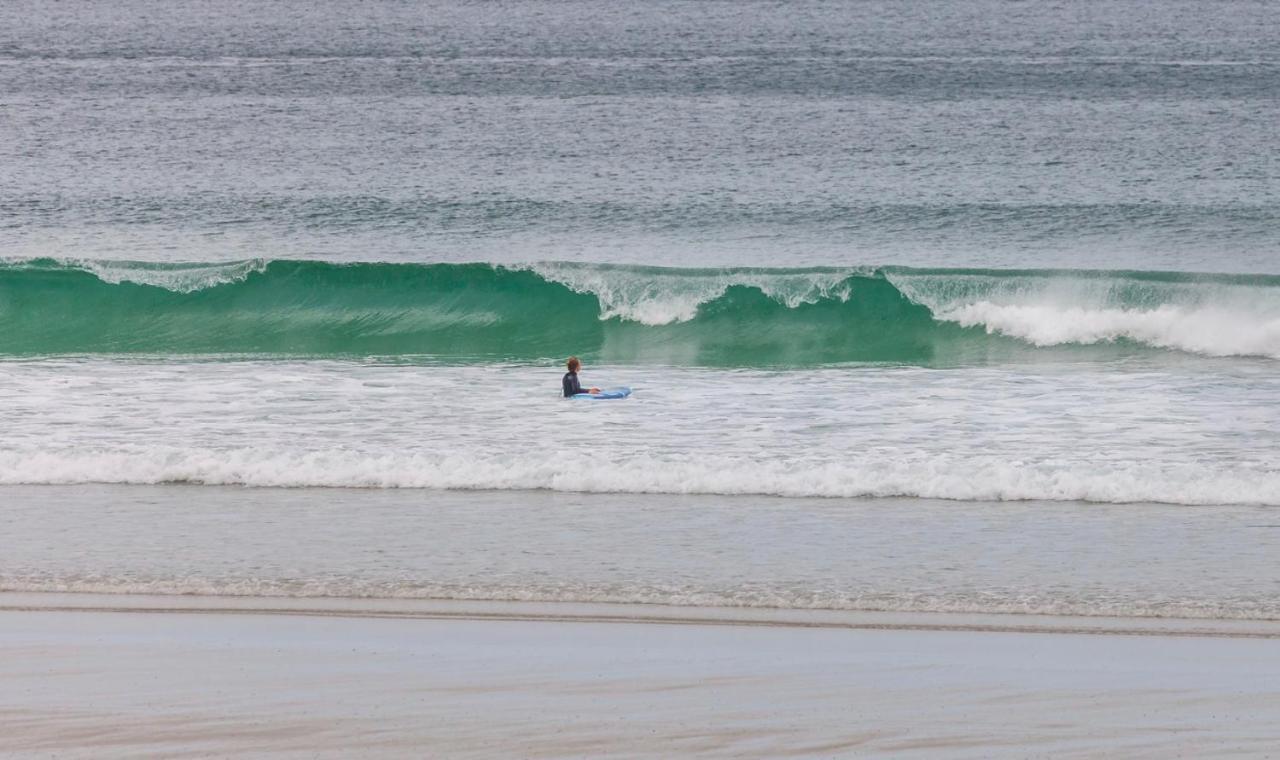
[1,356,1276,506]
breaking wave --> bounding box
[0,258,1276,364]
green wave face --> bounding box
[1,259,1277,365]
[0,260,599,358]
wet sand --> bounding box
[2,594,1278,758]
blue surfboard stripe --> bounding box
[573,387,632,400]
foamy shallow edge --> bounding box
[3,448,1277,506]
[4,592,1278,639]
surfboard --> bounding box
[573,387,631,400]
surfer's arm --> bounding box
[564,373,598,396]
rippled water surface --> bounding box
[6,485,1280,620]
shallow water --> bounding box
[4,485,1279,620]
[1,357,1276,505]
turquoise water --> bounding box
[4,259,1276,362]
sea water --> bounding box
[1,0,1278,619]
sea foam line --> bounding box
[1,448,1275,506]
[2,584,1277,625]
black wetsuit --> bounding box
[563,371,588,397]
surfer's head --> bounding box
[566,356,581,373]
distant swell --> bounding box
[1,258,1277,365]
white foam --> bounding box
[1,447,1275,506]
[520,263,859,324]
[889,271,1280,359]
[940,301,1280,359]
[68,258,268,293]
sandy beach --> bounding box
[2,594,1278,758]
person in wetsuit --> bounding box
[563,356,600,397]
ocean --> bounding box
[2,0,1278,620]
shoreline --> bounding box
[3,595,1278,757]
[4,591,1279,639]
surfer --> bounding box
[563,356,600,397]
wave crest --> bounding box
[0,258,1276,364]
